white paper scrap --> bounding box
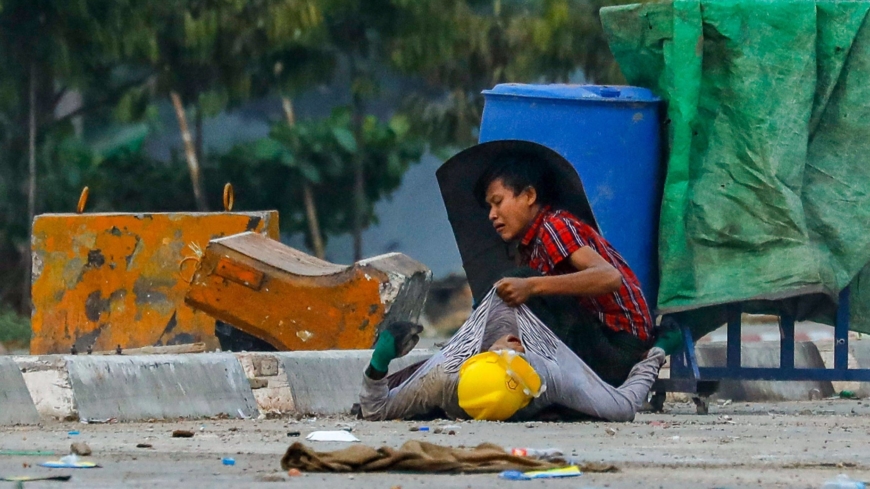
[306,430,360,442]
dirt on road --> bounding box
[1,400,868,488]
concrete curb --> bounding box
[66,353,258,421]
[15,355,75,420]
[237,349,435,415]
[0,356,40,425]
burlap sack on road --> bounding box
[280,440,618,473]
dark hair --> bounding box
[473,151,555,207]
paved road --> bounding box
[1,400,869,488]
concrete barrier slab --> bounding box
[0,357,40,424]
[696,341,834,401]
[15,355,75,420]
[66,353,258,421]
[237,349,434,415]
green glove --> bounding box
[369,322,423,374]
[370,330,398,373]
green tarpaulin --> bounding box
[600,0,870,333]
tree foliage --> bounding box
[217,107,423,247]
[0,0,631,315]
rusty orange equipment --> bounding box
[30,211,279,354]
[185,232,425,351]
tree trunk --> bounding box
[301,184,325,259]
[455,88,468,144]
[195,100,204,170]
[349,57,366,262]
[282,96,326,259]
[170,91,209,211]
[22,62,36,312]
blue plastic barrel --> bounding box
[479,84,663,306]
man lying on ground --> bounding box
[359,292,665,422]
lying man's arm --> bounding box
[359,322,455,420]
[360,355,455,420]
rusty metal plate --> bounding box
[185,232,387,351]
[30,212,279,354]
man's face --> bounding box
[485,178,538,241]
[488,334,525,354]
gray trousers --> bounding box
[360,297,665,422]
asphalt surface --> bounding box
[2,399,870,488]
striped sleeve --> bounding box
[540,215,588,266]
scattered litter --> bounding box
[70,443,92,456]
[136,444,153,449]
[511,448,563,459]
[287,468,302,477]
[257,473,288,482]
[1,475,72,482]
[499,466,582,480]
[40,454,100,469]
[840,390,859,400]
[0,450,56,456]
[67,431,80,436]
[442,425,461,430]
[336,423,355,432]
[222,458,236,466]
[305,431,360,442]
[605,427,617,436]
[525,422,536,428]
[80,418,114,424]
[809,388,823,401]
[717,399,732,406]
[671,436,681,440]
[199,425,205,432]
[172,430,195,438]
[409,426,430,432]
[237,409,249,420]
[287,431,301,437]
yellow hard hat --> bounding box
[457,350,543,421]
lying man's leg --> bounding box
[531,344,665,422]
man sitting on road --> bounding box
[473,153,677,386]
[359,292,665,422]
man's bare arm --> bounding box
[495,247,622,306]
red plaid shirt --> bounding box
[519,207,653,341]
